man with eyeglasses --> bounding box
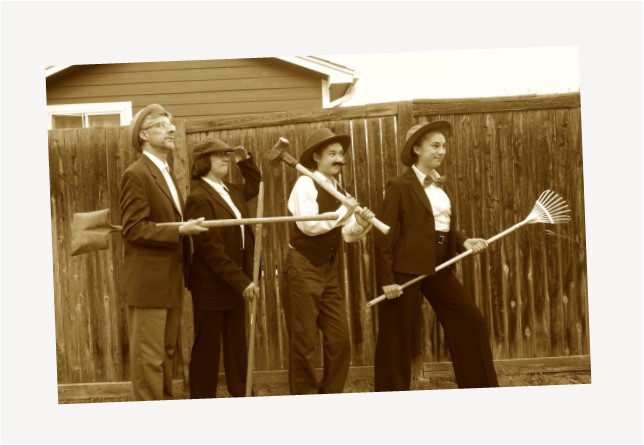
[120,104,207,401]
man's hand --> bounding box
[178,217,208,235]
[464,238,489,254]
[355,207,375,227]
[344,196,359,213]
[382,284,403,299]
[337,196,359,225]
[234,146,250,163]
[242,282,260,302]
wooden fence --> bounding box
[49,93,589,394]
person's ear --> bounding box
[313,152,320,164]
[413,145,421,156]
[139,129,149,144]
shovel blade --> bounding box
[70,209,122,256]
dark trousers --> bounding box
[374,243,498,391]
[189,301,247,398]
[282,248,351,395]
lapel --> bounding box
[225,182,249,218]
[141,155,182,216]
[404,168,434,216]
[200,180,237,219]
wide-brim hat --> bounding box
[300,128,351,170]
[400,120,453,166]
[129,104,170,153]
[191,137,235,161]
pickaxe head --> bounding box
[264,137,299,169]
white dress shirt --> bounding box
[412,164,451,232]
[143,151,182,217]
[201,176,245,248]
[287,171,371,243]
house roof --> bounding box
[45,56,359,108]
[45,56,358,82]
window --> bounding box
[47,102,133,130]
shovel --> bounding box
[70,208,339,256]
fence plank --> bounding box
[50,94,588,393]
[413,93,580,115]
[186,103,399,133]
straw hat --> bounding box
[129,104,168,153]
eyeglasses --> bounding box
[143,121,174,131]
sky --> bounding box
[324,46,580,106]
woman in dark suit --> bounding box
[184,137,261,398]
[374,121,499,391]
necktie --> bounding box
[164,165,183,216]
[423,175,447,188]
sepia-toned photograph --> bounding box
[3,2,642,444]
[46,49,589,404]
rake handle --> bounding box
[366,220,528,307]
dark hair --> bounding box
[191,155,212,179]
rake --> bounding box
[366,190,571,307]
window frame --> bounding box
[47,101,133,130]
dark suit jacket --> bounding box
[375,168,468,287]
[119,154,189,308]
[185,157,261,311]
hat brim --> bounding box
[300,134,351,170]
[192,147,235,160]
[129,104,167,153]
[401,121,453,166]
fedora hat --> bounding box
[300,128,351,170]
[191,137,235,161]
[400,120,453,166]
[129,103,169,153]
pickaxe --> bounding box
[70,208,339,256]
[245,182,265,396]
[264,137,390,234]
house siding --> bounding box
[46,58,324,118]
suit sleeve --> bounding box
[453,228,468,253]
[119,168,181,248]
[185,192,251,295]
[374,179,402,287]
[234,155,262,201]
[449,193,468,253]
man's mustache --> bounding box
[332,161,347,167]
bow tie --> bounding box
[423,175,447,188]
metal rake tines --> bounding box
[530,190,572,224]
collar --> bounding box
[201,176,228,194]
[411,164,441,185]
[143,150,169,173]
[312,170,340,188]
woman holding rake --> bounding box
[374,120,499,391]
